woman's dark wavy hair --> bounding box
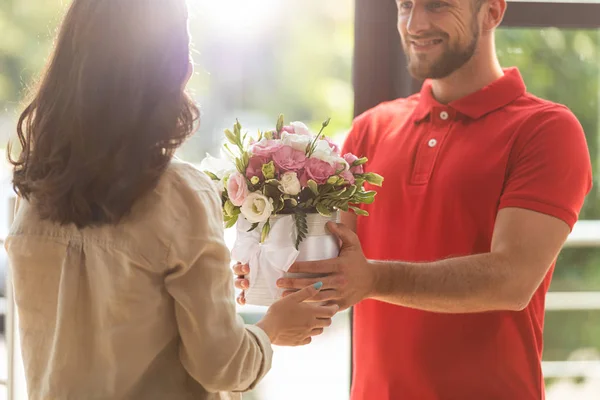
[8,0,199,228]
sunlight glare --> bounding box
[198,0,281,39]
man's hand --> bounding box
[277,222,376,311]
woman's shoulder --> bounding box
[163,157,218,195]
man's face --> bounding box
[396,0,483,80]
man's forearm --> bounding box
[369,253,530,313]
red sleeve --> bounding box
[498,106,593,230]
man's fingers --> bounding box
[232,263,249,276]
[288,259,338,274]
[314,317,333,329]
[282,289,340,303]
[315,304,339,318]
[234,278,249,290]
[283,283,322,302]
[310,290,340,303]
[299,337,312,346]
[277,276,333,290]
[326,221,360,250]
[310,328,324,336]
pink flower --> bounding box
[340,170,355,185]
[272,145,307,172]
[282,125,295,134]
[251,139,283,158]
[246,156,268,179]
[300,158,335,185]
[227,172,250,206]
[343,153,364,174]
[324,137,340,154]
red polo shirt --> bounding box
[343,68,592,400]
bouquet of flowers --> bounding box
[203,114,383,249]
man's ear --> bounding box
[482,0,507,31]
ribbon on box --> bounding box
[231,215,300,301]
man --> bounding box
[235,0,593,398]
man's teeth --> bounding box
[414,39,442,46]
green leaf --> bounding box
[242,152,250,168]
[345,185,358,198]
[330,187,347,197]
[353,191,376,205]
[234,119,242,137]
[235,158,245,174]
[247,222,259,232]
[316,203,332,217]
[203,171,220,181]
[286,198,298,207]
[350,206,369,217]
[307,179,319,195]
[224,129,237,145]
[224,214,239,229]
[224,200,236,216]
[261,219,271,243]
[293,209,309,250]
[276,114,284,133]
[352,157,368,167]
[336,202,349,212]
[364,172,384,186]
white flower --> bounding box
[241,193,274,223]
[279,172,302,196]
[282,132,312,152]
[309,141,349,170]
[290,121,311,136]
[310,139,333,161]
[199,152,236,178]
[198,153,236,194]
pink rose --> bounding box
[300,158,335,185]
[246,156,268,179]
[272,145,307,172]
[282,125,295,134]
[251,139,283,158]
[340,170,355,185]
[324,137,340,154]
[227,172,250,206]
[343,153,364,174]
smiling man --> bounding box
[235,0,593,398]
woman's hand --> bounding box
[255,283,339,346]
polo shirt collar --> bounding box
[412,67,526,122]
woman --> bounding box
[4,1,338,399]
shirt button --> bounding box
[440,111,449,120]
[428,139,437,148]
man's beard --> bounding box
[404,25,480,80]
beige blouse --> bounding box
[4,159,272,400]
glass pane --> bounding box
[497,28,600,395]
[496,28,600,220]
